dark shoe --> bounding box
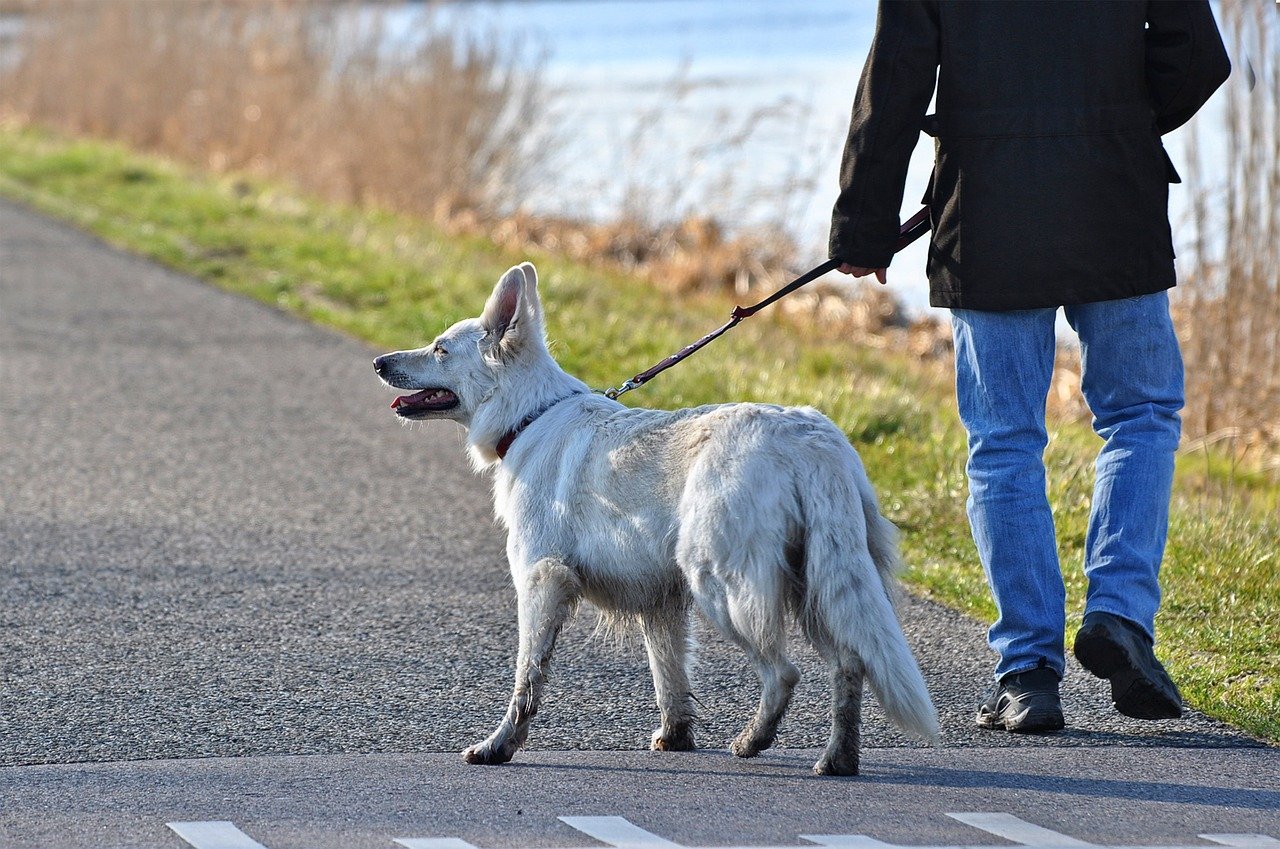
[975,667,1065,733]
[1074,612,1183,720]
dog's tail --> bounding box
[801,451,940,745]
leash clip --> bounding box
[600,378,640,400]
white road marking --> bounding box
[948,812,1096,847]
[559,815,683,848]
[174,814,1280,849]
[167,821,269,849]
[801,836,897,848]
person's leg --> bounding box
[1064,292,1184,637]
[951,307,1064,681]
[1065,292,1184,719]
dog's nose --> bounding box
[373,355,389,375]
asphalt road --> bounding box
[0,198,1274,848]
[4,748,1279,849]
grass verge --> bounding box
[1,125,1276,742]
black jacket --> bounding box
[829,1,1231,310]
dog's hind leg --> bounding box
[463,557,579,766]
[730,630,800,758]
[802,610,866,777]
[690,569,799,758]
[815,657,865,776]
[641,602,696,751]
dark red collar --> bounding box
[494,393,584,460]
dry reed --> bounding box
[0,0,546,218]
[1178,0,1280,466]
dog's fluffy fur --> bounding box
[375,263,939,775]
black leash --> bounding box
[601,206,931,400]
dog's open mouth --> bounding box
[391,388,459,418]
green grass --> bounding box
[2,125,1276,742]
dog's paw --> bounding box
[729,732,765,758]
[462,740,516,766]
[812,751,859,777]
[650,726,696,752]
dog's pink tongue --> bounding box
[391,389,433,409]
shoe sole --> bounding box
[975,707,1065,734]
[1074,627,1182,720]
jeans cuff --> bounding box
[996,659,1065,682]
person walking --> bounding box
[829,1,1230,732]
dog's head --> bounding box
[373,262,547,427]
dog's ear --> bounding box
[481,264,538,357]
[517,261,545,327]
[481,265,525,338]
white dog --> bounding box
[374,262,938,775]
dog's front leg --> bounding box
[641,604,696,751]
[463,557,579,765]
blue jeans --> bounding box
[951,293,1184,681]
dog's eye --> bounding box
[433,345,448,359]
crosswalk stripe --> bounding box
[800,836,898,848]
[560,816,683,848]
[395,839,481,849]
[167,821,269,849]
[1200,837,1280,848]
[948,813,1097,847]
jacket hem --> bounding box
[929,275,1175,311]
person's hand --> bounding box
[837,264,888,285]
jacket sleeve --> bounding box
[829,0,939,269]
[1145,0,1232,135]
